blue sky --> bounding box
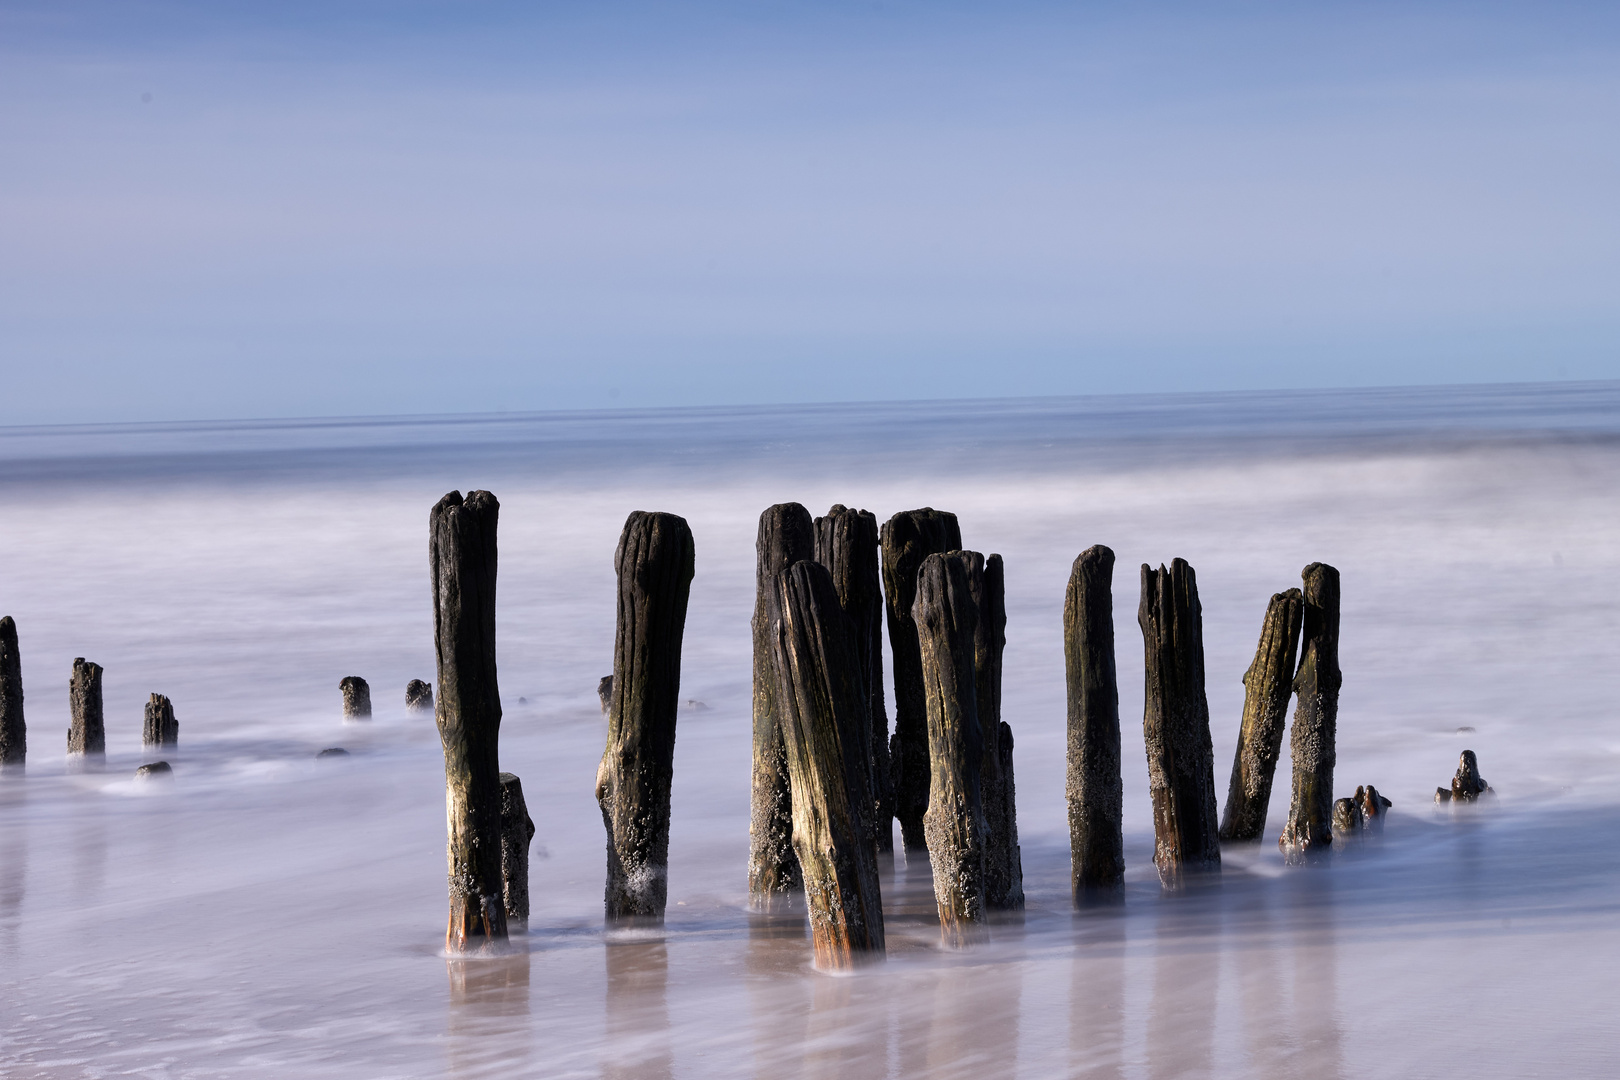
[2,1,1618,423]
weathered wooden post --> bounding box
[1435,751,1491,803]
[67,658,106,758]
[0,617,23,770]
[596,510,695,923]
[769,559,884,968]
[1279,562,1341,863]
[499,772,535,926]
[406,679,434,714]
[1065,545,1125,898]
[430,489,507,952]
[914,552,987,945]
[880,508,961,850]
[964,552,1022,909]
[748,503,815,909]
[994,718,1024,906]
[1356,784,1392,830]
[813,504,891,853]
[1138,559,1221,888]
[143,693,178,747]
[1219,589,1304,842]
[597,676,613,714]
[340,676,372,720]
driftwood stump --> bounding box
[1139,560,1220,887]
[1065,545,1125,897]
[430,489,507,952]
[769,560,884,968]
[814,504,892,853]
[143,693,178,747]
[596,511,695,923]
[0,617,23,770]
[406,679,434,713]
[499,772,536,925]
[68,659,106,757]
[1219,589,1304,842]
[965,552,1022,909]
[748,503,814,909]
[880,508,961,850]
[1279,563,1341,863]
[340,676,372,720]
[1435,751,1491,803]
[1357,784,1392,831]
[913,552,987,945]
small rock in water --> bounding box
[1455,725,1476,734]
[684,699,707,710]
[316,747,349,758]
[405,679,433,714]
[597,675,612,714]
[1435,749,1492,804]
[518,696,528,705]
[135,761,172,781]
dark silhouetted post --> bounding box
[143,694,178,747]
[499,772,535,926]
[596,511,695,923]
[966,552,1022,909]
[1279,563,1341,863]
[68,658,105,758]
[749,503,814,909]
[406,679,434,713]
[880,508,961,850]
[914,552,986,945]
[340,676,372,720]
[770,560,884,968]
[430,489,507,952]
[1219,589,1304,842]
[0,617,23,770]
[813,504,891,853]
[1065,545,1125,898]
[1139,559,1221,888]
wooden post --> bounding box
[880,508,961,850]
[769,559,884,968]
[68,658,105,758]
[1435,751,1490,803]
[748,503,814,909]
[966,552,1022,909]
[1065,545,1125,897]
[499,772,535,926]
[596,510,695,923]
[143,693,178,747]
[430,489,507,952]
[597,676,613,714]
[913,552,986,945]
[995,718,1024,906]
[1138,559,1221,888]
[1218,589,1304,842]
[0,616,23,770]
[1279,562,1341,863]
[1356,785,1392,831]
[340,676,372,720]
[813,504,891,853]
[406,679,434,714]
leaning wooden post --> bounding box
[968,552,1022,909]
[1219,589,1304,842]
[749,503,814,909]
[596,511,695,923]
[1065,545,1125,898]
[914,552,987,945]
[340,676,372,720]
[499,772,535,926]
[0,617,22,770]
[1138,559,1221,888]
[813,504,891,853]
[880,508,961,850]
[1279,562,1341,863]
[68,658,106,758]
[143,693,178,747]
[430,489,508,951]
[770,560,884,968]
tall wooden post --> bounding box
[499,772,535,926]
[1279,563,1341,863]
[880,508,961,850]
[813,504,891,853]
[0,617,22,770]
[749,503,814,909]
[430,489,507,951]
[913,552,986,945]
[1065,545,1125,898]
[1219,589,1304,842]
[143,693,178,747]
[966,552,1022,909]
[68,658,105,757]
[1138,559,1220,888]
[770,560,884,968]
[596,511,695,923]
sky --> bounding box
[2,0,1618,424]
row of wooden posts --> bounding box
[424,490,1376,969]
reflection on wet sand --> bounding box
[446,950,532,1077]
[1069,911,1126,1079]
[0,815,23,962]
[604,938,672,1080]
[1147,895,1217,1080]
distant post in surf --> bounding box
[429,489,507,952]
[68,658,106,759]
[0,616,23,771]
[143,693,178,747]
[596,510,694,923]
[1219,589,1304,843]
[1279,563,1341,863]
[1138,559,1221,888]
[1065,545,1125,898]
